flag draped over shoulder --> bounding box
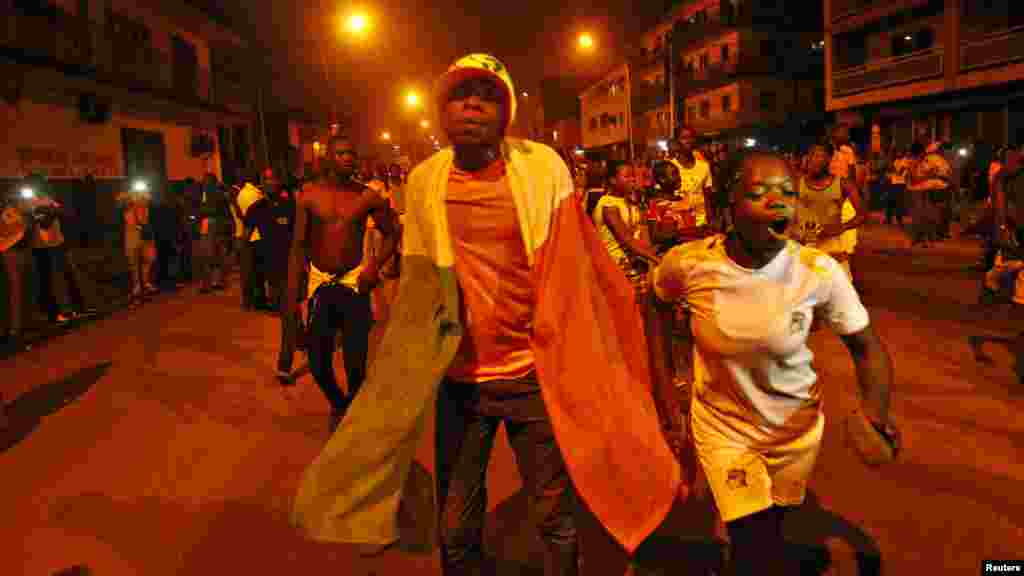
[292,138,682,554]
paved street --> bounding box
[3,220,1023,575]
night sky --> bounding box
[214,0,668,145]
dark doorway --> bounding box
[171,35,199,99]
[217,125,234,184]
[121,128,167,202]
[1009,98,1024,146]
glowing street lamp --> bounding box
[20,187,34,199]
[381,131,391,141]
[419,119,429,129]
[578,32,595,51]
[132,179,149,193]
[406,91,421,109]
[345,11,369,37]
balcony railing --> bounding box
[831,47,943,97]
[679,60,738,92]
[688,112,744,134]
[960,25,1024,72]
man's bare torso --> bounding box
[301,181,369,276]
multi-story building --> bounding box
[580,63,631,158]
[538,76,586,152]
[632,0,825,151]
[826,0,1024,151]
[1,0,262,233]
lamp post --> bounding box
[318,4,374,127]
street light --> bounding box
[578,32,595,51]
[381,131,391,141]
[132,179,149,193]
[406,91,421,109]
[419,119,429,129]
[344,11,369,37]
[20,187,34,199]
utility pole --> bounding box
[666,30,675,140]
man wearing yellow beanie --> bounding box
[293,54,686,574]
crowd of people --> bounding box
[13,49,1024,575]
[280,53,899,576]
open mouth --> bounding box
[768,218,789,236]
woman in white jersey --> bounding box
[649,151,899,575]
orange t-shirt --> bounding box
[445,159,536,384]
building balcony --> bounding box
[677,55,785,95]
[688,111,744,134]
[672,20,737,53]
[959,25,1024,73]
[831,47,943,98]
[678,60,737,93]
[829,0,938,33]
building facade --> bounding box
[826,0,1024,152]
[632,0,826,150]
[580,63,631,159]
[1,0,262,238]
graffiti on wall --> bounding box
[16,147,118,178]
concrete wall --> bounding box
[580,66,630,149]
[1,100,221,181]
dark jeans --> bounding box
[242,240,268,307]
[307,283,372,414]
[2,248,27,336]
[885,183,906,224]
[277,310,301,374]
[436,378,578,576]
[726,505,792,576]
[155,240,177,289]
[33,246,88,320]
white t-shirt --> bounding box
[669,157,713,226]
[653,236,870,435]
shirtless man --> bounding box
[283,136,398,432]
